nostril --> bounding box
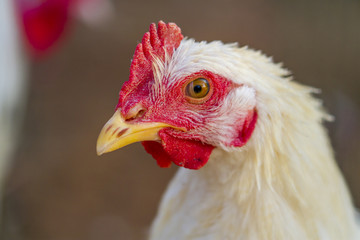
[127,109,145,121]
[135,109,146,118]
[123,104,147,121]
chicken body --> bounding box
[97,22,360,240]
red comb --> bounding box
[117,21,183,107]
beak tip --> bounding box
[96,145,106,156]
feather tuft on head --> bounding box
[117,21,183,108]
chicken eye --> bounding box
[185,78,210,100]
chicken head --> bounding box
[97,21,257,169]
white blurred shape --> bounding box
[0,0,28,215]
[74,0,115,27]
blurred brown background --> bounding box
[2,0,360,239]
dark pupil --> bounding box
[193,85,202,93]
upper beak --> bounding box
[96,109,180,155]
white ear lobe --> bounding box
[203,85,257,149]
[221,86,257,147]
[230,85,256,109]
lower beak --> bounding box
[96,109,178,155]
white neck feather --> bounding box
[150,132,359,240]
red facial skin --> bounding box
[139,70,233,170]
[116,22,257,170]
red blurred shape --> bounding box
[16,0,72,57]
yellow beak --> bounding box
[96,109,180,155]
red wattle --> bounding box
[142,141,172,168]
[142,130,214,170]
[142,129,214,170]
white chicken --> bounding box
[0,0,112,227]
[96,21,360,240]
[0,0,28,208]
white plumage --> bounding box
[148,39,360,240]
